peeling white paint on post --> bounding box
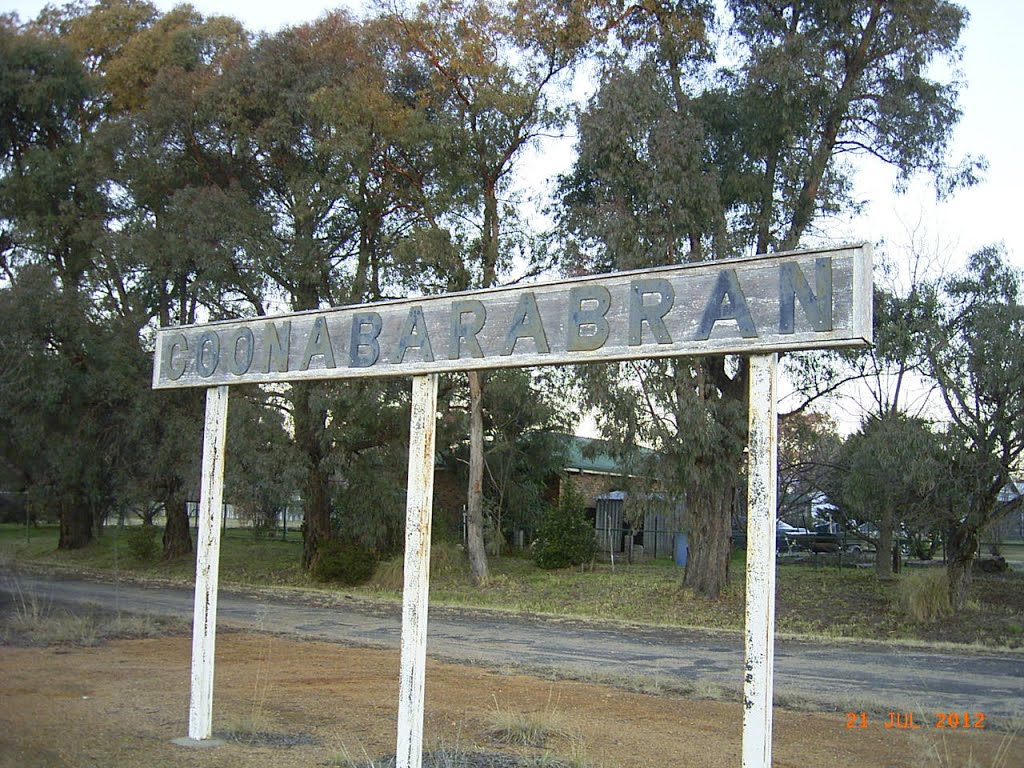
[188,385,229,741]
[742,354,779,768]
[396,374,439,768]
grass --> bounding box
[2,571,187,646]
[0,523,305,585]
[485,693,571,748]
[911,720,1020,768]
[3,524,1023,649]
[987,541,1024,562]
[898,569,954,623]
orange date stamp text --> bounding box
[845,711,986,730]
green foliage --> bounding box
[310,539,378,586]
[438,369,574,557]
[922,247,1024,609]
[836,414,946,527]
[225,389,302,538]
[0,493,27,524]
[533,483,595,570]
[897,569,952,623]
[320,381,412,558]
[0,1,977,582]
[121,524,159,562]
[556,0,970,598]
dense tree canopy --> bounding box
[922,247,1024,610]
[0,1,583,565]
[0,1,987,602]
[557,0,973,597]
[835,412,946,578]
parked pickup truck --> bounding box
[785,528,841,553]
[731,522,842,553]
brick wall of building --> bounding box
[560,471,624,509]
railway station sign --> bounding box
[156,242,872,768]
[153,243,872,389]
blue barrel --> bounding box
[674,532,689,566]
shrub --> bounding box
[533,482,596,570]
[311,539,377,585]
[122,525,159,562]
[897,568,952,622]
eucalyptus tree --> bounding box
[436,368,573,555]
[479,370,573,554]
[0,269,132,548]
[557,0,973,597]
[1,6,428,564]
[923,247,1024,610]
[214,12,448,569]
[387,0,597,581]
[72,2,257,556]
[2,3,290,556]
[0,14,118,548]
[835,412,946,578]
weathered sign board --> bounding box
[153,244,871,389]
[155,243,872,768]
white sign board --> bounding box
[153,244,871,389]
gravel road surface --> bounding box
[3,570,1022,724]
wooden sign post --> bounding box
[153,244,872,768]
[396,374,439,766]
[743,354,779,767]
[182,385,229,744]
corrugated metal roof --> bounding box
[561,435,624,474]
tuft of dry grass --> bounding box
[370,541,472,592]
[897,569,953,623]
[485,693,573,749]
[3,574,185,646]
[912,719,1019,768]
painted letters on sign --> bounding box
[153,244,871,389]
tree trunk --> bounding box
[946,523,980,612]
[683,485,731,598]
[874,505,895,580]
[57,495,92,550]
[293,382,332,570]
[162,491,192,559]
[466,371,490,583]
[301,460,332,570]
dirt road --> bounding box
[4,571,1023,722]
[1,631,1019,768]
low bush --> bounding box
[533,483,596,570]
[897,568,952,622]
[485,705,567,748]
[121,525,159,562]
[311,539,377,586]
